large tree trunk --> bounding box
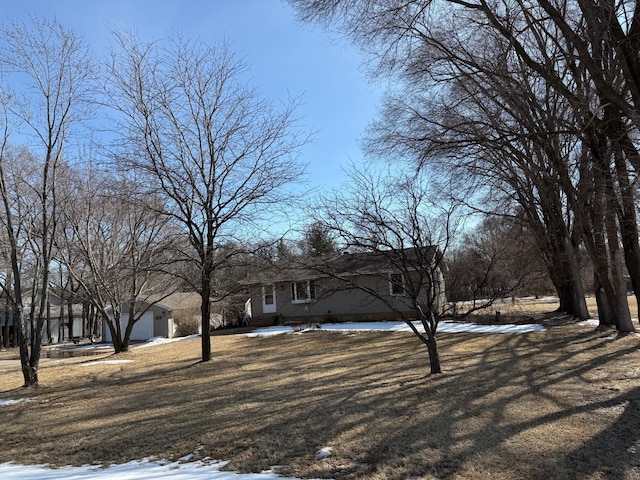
[16,307,37,386]
[201,271,212,363]
[548,243,589,319]
[425,334,441,375]
[594,274,616,327]
[58,312,64,343]
[604,194,634,333]
[528,207,589,319]
[105,312,127,354]
[121,302,141,353]
[415,307,442,375]
[577,131,634,332]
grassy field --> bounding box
[1,302,640,479]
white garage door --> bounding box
[104,311,155,342]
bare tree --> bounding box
[103,32,309,361]
[57,166,178,353]
[308,163,459,374]
[446,216,552,307]
[0,17,92,386]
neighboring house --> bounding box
[46,294,85,343]
[0,293,85,345]
[102,291,225,343]
[244,247,446,326]
[103,298,175,343]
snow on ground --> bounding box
[136,334,200,349]
[0,459,299,480]
[245,319,545,337]
[0,398,31,406]
[578,319,601,327]
[80,359,134,366]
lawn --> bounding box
[1,307,640,479]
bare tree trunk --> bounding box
[425,334,441,375]
[604,192,634,333]
[90,304,98,338]
[547,237,589,319]
[82,302,87,339]
[201,268,212,362]
[3,280,10,348]
[58,311,64,342]
[106,314,126,354]
[46,298,51,344]
[16,306,37,386]
[113,314,126,353]
[67,298,74,339]
[594,274,615,327]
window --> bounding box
[264,288,274,305]
[291,279,316,303]
[262,285,276,314]
[389,273,405,296]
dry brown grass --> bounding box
[1,307,640,479]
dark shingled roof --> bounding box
[244,246,438,285]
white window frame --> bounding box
[291,279,316,304]
[389,273,405,296]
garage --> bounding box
[103,311,155,343]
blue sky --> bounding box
[2,0,383,189]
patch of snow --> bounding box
[245,326,298,337]
[178,445,205,462]
[0,398,31,406]
[0,460,301,479]
[578,319,600,327]
[81,360,134,366]
[314,447,332,460]
[439,321,544,334]
[136,335,200,349]
[246,320,544,338]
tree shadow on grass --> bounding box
[331,322,640,479]
[2,321,640,479]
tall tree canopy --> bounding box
[0,18,92,386]
[104,32,309,361]
[290,0,640,331]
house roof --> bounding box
[244,246,439,285]
[147,291,202,311]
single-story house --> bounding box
[102,291,226,342]
[0,294,86,345]
[243,247,446,326]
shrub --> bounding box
[174,317,200,336]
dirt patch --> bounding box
[1,312,640,479]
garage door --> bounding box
[104,311,155,342]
